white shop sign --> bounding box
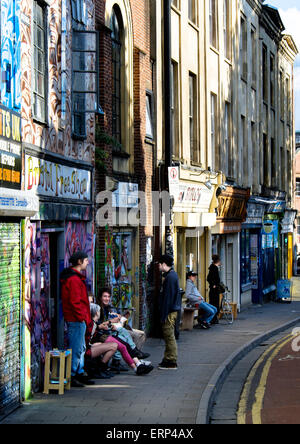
[0,187,39,216]
[168,167,214,213]
[25,154,91,201]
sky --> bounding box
[267,0,300,130]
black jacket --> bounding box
[207,264,221,289]
[160,269,182,323]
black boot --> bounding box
[131,348,151,360]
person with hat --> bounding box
[158,254,181,370]
[186,271,217,329]
[60,251,94,388]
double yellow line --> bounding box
[237,334,293,425]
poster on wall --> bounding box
[64,221,94,293]
[262,221,279,249]
[105,232,133,312]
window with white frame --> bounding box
[240,16,247,80]
[223,0,231,60]
[211,93,218,170]
[171,61,180,158]
[188,0,197,25]
[190,73,198,163]
[146,91,154,140]
[72,30,99,139]
[32,1,48,123]
[209,0,218,49]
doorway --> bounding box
[40,230,63,349]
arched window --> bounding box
[106,0,134,169]
[111,7,123,145]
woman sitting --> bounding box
[98,288,150,372]
[87,304,153,377]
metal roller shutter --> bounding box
[0,222,21,419]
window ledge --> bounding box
[112,150,131,159]
[33,116,48,127]
[72,132,87,141]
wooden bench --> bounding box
[182,307,197,330]
[44,349,72,395]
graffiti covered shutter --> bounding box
[0,222,21,418]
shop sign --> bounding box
[0,188,39,216]
[112,182,139,208]
[172,182,214,213]
[168,167,215,213]
[217,187,250,222]
[25,154,91,201]
[244,202,265,226]
[266,201,286,213]
[0,106,22,190]
[281,210,296,234]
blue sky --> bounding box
[267,0,300,130]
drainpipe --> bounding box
[163,0,174,257]
[164,0,172,188]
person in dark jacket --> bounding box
[207,254,222,324]
[60,251,94,387]
[158,254,181,370]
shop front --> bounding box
[212,186,250,308]
[0,190,38,419]
[24,147,94,393]
[104,181,140,328]
[281,210,297,280]
[168,167,219,299]
[0,105,39,418]
[262,198,286,301]
[241,197,266,305]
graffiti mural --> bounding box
[20,0,95,161]
[0,222,21,416]
[24,220,52,393]
[64,221,95,293]
[1,0,21,110]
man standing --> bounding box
[185,271,217,329]
[158,254,181,370]
[60,251,94,387]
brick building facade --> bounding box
[95,0,154,331]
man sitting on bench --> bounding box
[185,271,218,329]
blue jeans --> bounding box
[113,327,136,361]
[198,302,218,324]
[67,322,86,377]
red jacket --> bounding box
[60,268,91,325]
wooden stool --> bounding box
[182,307,196,330]
[230,302,238,320]
[44,349,72,395]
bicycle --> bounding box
[220,286,234,325]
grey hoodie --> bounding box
[185,279,204,304]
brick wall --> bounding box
[94,0,154,330]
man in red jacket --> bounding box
[60,251,94,387]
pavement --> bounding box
[2,284,300,425]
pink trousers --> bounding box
[105,336,135,367]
